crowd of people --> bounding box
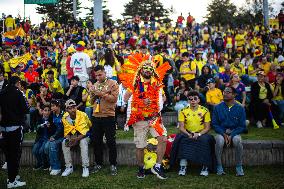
[0,11,283,188]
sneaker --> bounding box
[2,162,7,170]
[256,121,263,128]
[92,165,102,173]
[137,166,145,179]
[61,166,73,177]
[236,165,245,176]
[7,180,26,188]
[200,166,209,177]
[33,164,43,170]
[82,167,89,177]
[43,165,50,171]
[7,175,21,184]
[178,166,187,176]
[50,169,61,176]
[110,165,117,176]
[216,165,226,175]
[151,164,167,180]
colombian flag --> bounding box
[9,53,39,72]
[4,27,25,46]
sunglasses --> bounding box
[188,96,199,101]
[223,90,233,94]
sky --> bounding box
[0,0,282,25]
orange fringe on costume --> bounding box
[119,53,171,136]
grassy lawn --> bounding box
[24,126,284,141]
[0,166,283,189]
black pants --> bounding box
[2,126,23,182]
[92,117,117,166]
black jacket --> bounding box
[0,86,29,127]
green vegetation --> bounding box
[24,126,284,141]
[0,166,283,189]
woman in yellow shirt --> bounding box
[272,73,284,123]
[82,79,95,119]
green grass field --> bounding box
[24,126,284,141]
[0,166,284,189]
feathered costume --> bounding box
[118,53,171,136]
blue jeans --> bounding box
[273,100,284,121]
[32,139,49,167]
[85,107,93,119]
[45,138,64,170]
[59,75,69,90]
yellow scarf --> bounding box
[62,110,92,137]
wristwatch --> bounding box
[198,133,202,137]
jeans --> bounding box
[59,75,69,90]
[45,138,64,170]
[32,138,49,167]
[273,100,284,121]
[85,107,93,119]
[215,134,243,166]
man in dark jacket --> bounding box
[0,76,29,188]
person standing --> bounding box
[0,76,29,188]
[212,86,246,176]
[70,41,92,88]
[90,65,119,176]
[120,53,171,180]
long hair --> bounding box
[103,48,115,67]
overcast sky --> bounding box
[0,0,282,24]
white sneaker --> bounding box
[61,166,73,177]
[7,180,26,188]
[82,167,89,177]
[178,166,186,176]
[256,121,263,128]
[2,162,7,170]
[246,120,250,127]
[200,166,209,177]
[50,169,61,176]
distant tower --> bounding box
[263,0,269,27]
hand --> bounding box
[49,137,55,141]
[69,85,74,90]
[227,136,232,147]
[120,106,125,112]
[187,133,193,138]
[67,138,78,147]
[192,133,199,140]
[263,99,271,106]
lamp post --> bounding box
[93,0,103,29]
[263,0,269,27]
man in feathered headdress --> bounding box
[119,53,171,180]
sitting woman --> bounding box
[229,73,246,107]
[82,79,95,119]
[250,70,273,128]
[170,91,215,176]
[272,72,284,124]
[174,78,191,112]
[195,65,213,103]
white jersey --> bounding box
[70,51,92,81]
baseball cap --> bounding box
[65,99,76,108]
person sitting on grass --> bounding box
[212,86,246,176]
[32,104,54,171]
[170,91,216,177]
[206,78,223,111]
[61,99,92,178]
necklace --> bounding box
[97,78,108,91]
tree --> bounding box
[85,0,112,24]
[36,0,81,23]
[123,0,170,22]
[205,0,237,26]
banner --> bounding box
[24,0,58,4]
